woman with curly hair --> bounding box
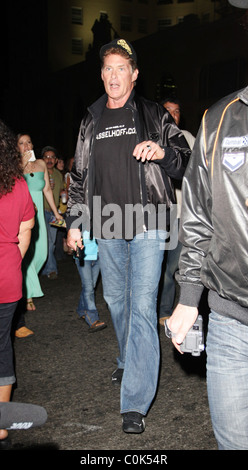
[0,120,35,448]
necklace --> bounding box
[23,160,36,175]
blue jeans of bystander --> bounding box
[42,211,58,276]
[97,230,166,416]
[74,257,100,326]
[207,310,248,450]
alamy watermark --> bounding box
[70,196,179,250]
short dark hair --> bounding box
[41,146,57,158]
[160,97,181,107]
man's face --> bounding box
[43,151,57,170]
[163,101,180,126]
[101,53,139,108]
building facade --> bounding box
[48,0,221,71]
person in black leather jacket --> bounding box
[66,39,190,434]
[167,47,248,448]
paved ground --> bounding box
[6,254,217,456]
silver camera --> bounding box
[165,315,204,356]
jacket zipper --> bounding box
[130,107,147,232]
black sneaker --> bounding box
[122,412,145,434]
[111,368,123,386]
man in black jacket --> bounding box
[167,0,248,449]
[66,39,190,433]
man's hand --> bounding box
[167,304,199,354]
[67,228,83,251]
[133,141,165,162]
[54,212,63,221]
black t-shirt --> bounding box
[94,106,142,239]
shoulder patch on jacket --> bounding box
[222,152,245,172]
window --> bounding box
[158,18,172,29]
[71,7,83,25]
[72,38,83,55]
[120,15,132,31]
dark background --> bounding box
[1,0,248,160]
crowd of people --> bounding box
[1,1,248,449]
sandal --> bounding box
[15,326,34,338]
[88,320,107,333]
[27,299,36,311]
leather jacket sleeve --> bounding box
[66,114,91,230]
[143,103,191,179]
[159,112,191,180]
[176,119,213,307]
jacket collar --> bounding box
[88,89,137,119]
[237,86,248,105]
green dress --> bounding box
[22,172,48,298]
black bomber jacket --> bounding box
[66,90,191,232]
[178,86,248,325]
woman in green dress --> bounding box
[17,134,62,319]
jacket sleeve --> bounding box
[154,109,191,180]
[176,117,213,307]
[66,116,89,230]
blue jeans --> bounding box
[42,210,58,276]
[206,310,248,450]
[75,257,100,326]
[0,302,18,386]
[97,230,166,415]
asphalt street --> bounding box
[5,253,218,460]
